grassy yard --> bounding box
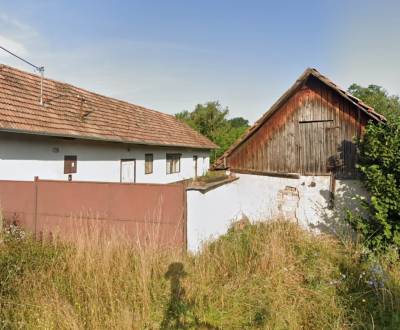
[1,221,400,329]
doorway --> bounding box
[298,120,334,175]
[120,159,136,183]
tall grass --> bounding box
[1,220,399,329]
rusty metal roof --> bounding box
[0,64,217,149]
[213,68,386,169]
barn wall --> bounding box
[227,77,368,178]
[0,132,210,184]
[187,173,367,251]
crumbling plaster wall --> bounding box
[187,173,367,251]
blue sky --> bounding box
[0,0,399,122]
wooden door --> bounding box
[120,159,136,183]
[298,120,334,175]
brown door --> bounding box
[298,120,333,175]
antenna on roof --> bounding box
[0,45,45,105]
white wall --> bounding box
[0,132,210,184]
[187,173,367,251]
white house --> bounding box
[0,64,216,183]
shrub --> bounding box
[347,116,400,253]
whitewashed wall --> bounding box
[187,173,367,251]
[0,132,210,183]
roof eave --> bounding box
[0,127,216,150]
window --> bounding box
[193,155,198,178]
[64,155,77,174]
[166,153,181,174]
[145,153,153,174]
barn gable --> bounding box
[215,68,385,178]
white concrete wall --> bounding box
[187,173,367,251]
[0,132,210,184]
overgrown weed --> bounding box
[1,220,399,329]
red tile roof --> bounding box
[0,64,217,149]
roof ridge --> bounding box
[0,63,217,149]
[0,63,179,121]
[0,63,216,143]
[308,69,383,115]
[212,67,386,168]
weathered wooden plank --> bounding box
[317,82,323,174]
[225,77,372,178]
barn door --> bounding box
[298,120,334,175]
[120,159,136,183]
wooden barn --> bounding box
[187,69,386,250]
[214,68,385,179]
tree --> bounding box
[228,117,249,128]
[175,102,249,162]
[346,83,400,252]
[348,84,400,120]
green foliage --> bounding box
[175,102,249,161]
[194,170,228,184]
[347,116,400,252]
[1,221,400,329]
[348,83,400,119]
[228,117,249,128]
[0,228,67,328]
[345,82,400,253]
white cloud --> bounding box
[0,14,37,38]
[0,35,28,57]
[0,13,41,60]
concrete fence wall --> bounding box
[187,173,367,251]
[0,174,368,252]
[0,179,186,249]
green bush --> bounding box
[348,116,400,252]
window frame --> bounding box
[193,155,198,178]
[120,158,136,183]
[64,155,78,174]
[166,153,181,174]
[145,153,153,174]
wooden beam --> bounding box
[231,168,300,179]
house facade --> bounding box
[0,65,216,183]
[187,68,385,251]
